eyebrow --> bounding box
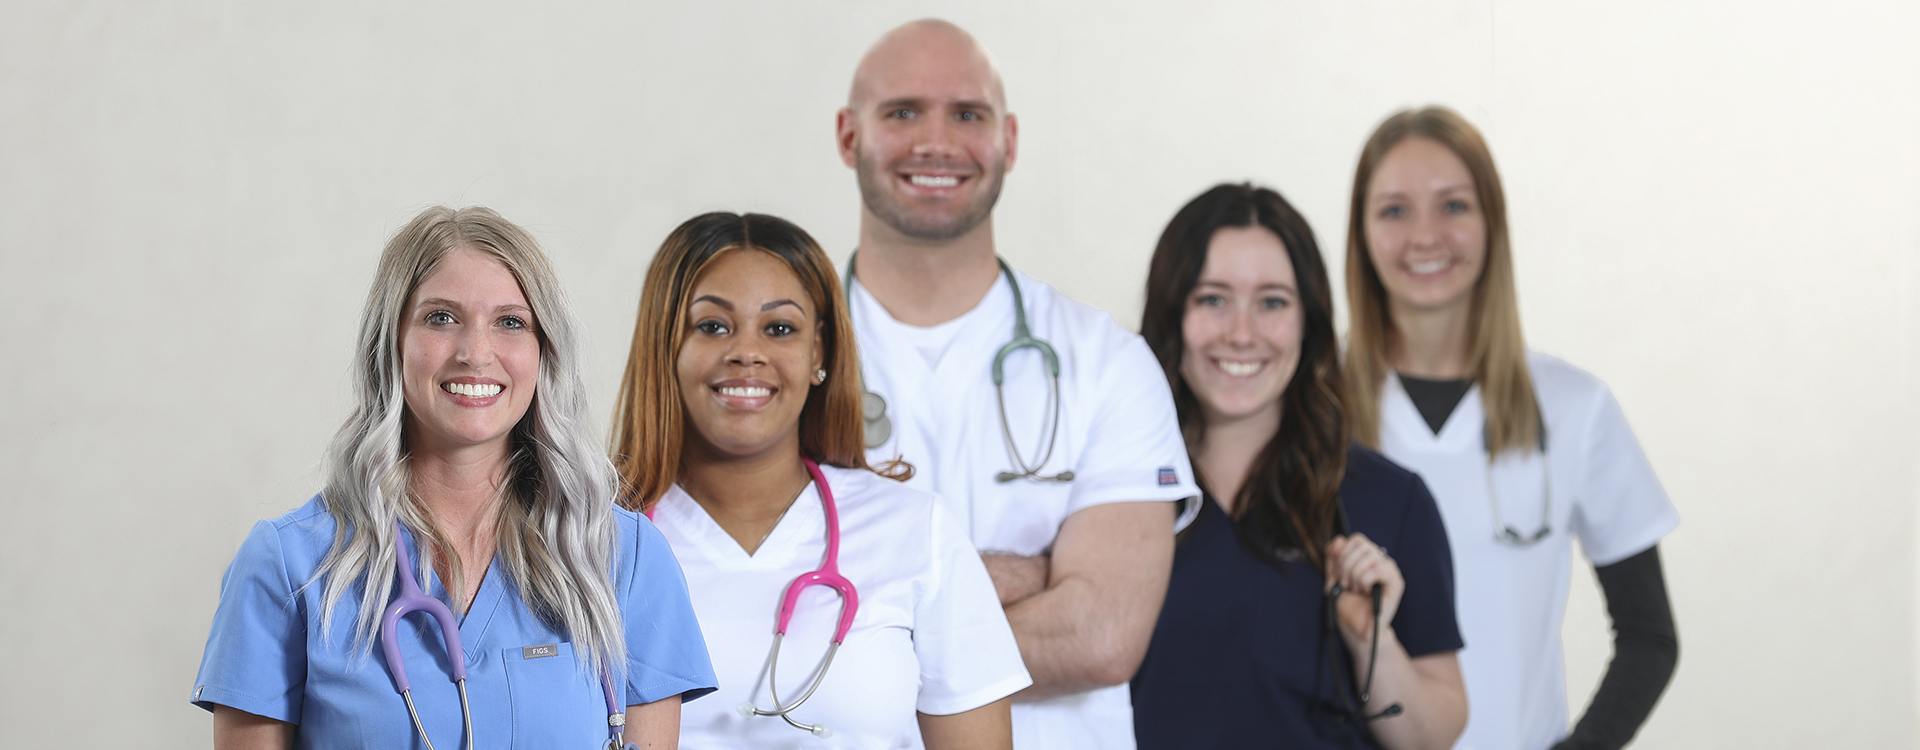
[1370,184,1473,201]
[875,96,996,114]
[415,298,533,315]
[689,296,807,315]
[1193,280,1297,293]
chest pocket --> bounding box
[500,642,607,748]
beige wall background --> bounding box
[1,1,1915,747]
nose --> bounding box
[911,117,959,160]
[454,326,496,368]
[724,337,768,368]
[1409,211,1443,249]
[1226,305,1256,346]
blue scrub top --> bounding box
[191,496,717,749]
[1130,446,1463,749]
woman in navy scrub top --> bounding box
[1130,184,1467,749]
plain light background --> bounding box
[2,1,1915,747]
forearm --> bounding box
[917,698,1013,750]
[1560,547,1678,750]
[212,706,293,750]
[623,695,682,750]
[1001,501,1174,700]
[1345,632,1466,750]
[981,552,1049,607]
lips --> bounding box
[1215,358,1268,378]
[710,379,777,410]
[440,378,505,406]
[898,170,971,195]
[1406,257,1455,276]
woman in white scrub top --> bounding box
[610,212,1031,749]
[1342,107,1681,750]
[191,207,716,749]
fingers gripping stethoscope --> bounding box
[844,253,1070,483]
[1319,504,1403,726]
[380,524,635,750]
[648,458,858,737]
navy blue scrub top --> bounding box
[1131,446,1463,749]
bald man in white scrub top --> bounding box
[833,19,1200,750]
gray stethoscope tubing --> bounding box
[1483,406,1551,546]
[842,253,1071,483]
[744,636,844,735]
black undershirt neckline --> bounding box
[1396,372,1474,435]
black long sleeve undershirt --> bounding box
[1552,545,1679,750]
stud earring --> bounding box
[814,368,828,384]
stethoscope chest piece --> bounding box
[860,389,891,449]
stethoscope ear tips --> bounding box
[736,702,758,719]
[811,725,833,738]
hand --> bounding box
[1324,533,1405,647]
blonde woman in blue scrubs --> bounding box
[191,207,716,748]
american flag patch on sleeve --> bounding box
[1157,466,1179,486]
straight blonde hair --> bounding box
[610,211,906,511]
[1343,106,1541,456]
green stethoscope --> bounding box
[844,253,1072,483]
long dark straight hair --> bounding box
[1140,183,1348,569]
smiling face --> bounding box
[1363,136,1489,318]
[399,247,541,458]
[1179,225,1303,428]
[675,249,824,463]
[838,22,1017,242]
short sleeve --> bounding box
[1387,474,1465,658]
[191,521,306,723]
[1568,385,1680,566]
[913,501,1033,715]
[622,517,719,705]
[1067,333,1201,526]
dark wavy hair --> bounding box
[1140,183,1348,569]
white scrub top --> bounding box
[656,463,1031,749]
[1375,352,1679,750]
[850,268,1200,750]
[191,496,717,749]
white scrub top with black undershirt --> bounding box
[1375,351,1679,750]
[655,463,1031,749]
[849,268,1201,750]
[191,496,717,749]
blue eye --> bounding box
[956,110,981,122]
[1377,204,1406,220]
[499,315,529,331]
[1192,293,1226,308]
[694,319,730,336]
[888,108,916,120]
[426,311,456,326]
[1261,296,1291,311]
[1444,199,1473,214]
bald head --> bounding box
[849,19,1007,111]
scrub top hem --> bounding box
[190,684,299,725]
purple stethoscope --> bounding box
[649,457,860,737]
[380,524,635,750]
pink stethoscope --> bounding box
[380,524,634,750]
[649,457,859,737]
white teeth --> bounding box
[909,174,960,188]
[443,382,503,398]
[1218,360,1265,377]
[718,386,771,398]
[1409,259,1452,275]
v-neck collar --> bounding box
[655,479,825,570]
[397,524,505,667]
[1386,372,1482,451]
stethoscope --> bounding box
[650,458,858,737]
[1316,503,1403,729]
[843,253,1071,483]
[1482,403,1551,547]
[380,524,634,750]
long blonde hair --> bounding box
[1343,106,1541,456]
[611,211,907,511]
[315,206,626,677]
